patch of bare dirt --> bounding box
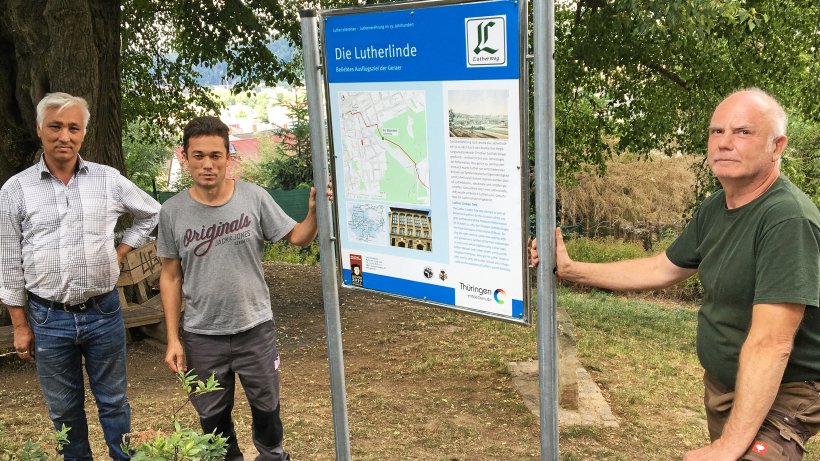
[0,262,542,460]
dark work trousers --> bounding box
[704,372,820,460]
[183,320,289,461]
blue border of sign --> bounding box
[325,0,519,83]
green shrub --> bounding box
[123,370,227,460]
[564,235,646,263]
[0,423,68,461]
[782,116,820,208]
[263,240,320,265]
[0,371,225,461]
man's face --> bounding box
[37,105,85,166]
[184,135,230,189]
[706,93,785,185]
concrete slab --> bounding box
[507,360,619,428]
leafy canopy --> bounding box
[121,0,304,140]
[554,0,820,185]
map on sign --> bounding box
[339,91,430,206]
[346,202,388,245]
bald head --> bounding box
[719,88,787,138]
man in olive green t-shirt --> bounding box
[532,88,819,461]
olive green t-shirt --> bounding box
[666,175,820,390]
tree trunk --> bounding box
[0,0,122,186]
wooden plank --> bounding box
[123,305,165,329]
[117,243,161,286]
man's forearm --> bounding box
[288,210,318,247]
[159,285,183,343]
[715,339,790,456]
[562,254,694,291]
[6,304,28,327]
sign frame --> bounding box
[319,0,531,324]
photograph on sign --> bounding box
[321,0,530,323]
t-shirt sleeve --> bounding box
[259,190,297,243]
[156,204,180,259]
[754,217,820,308]
[665,207,703,269]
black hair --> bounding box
[182,116,230,154]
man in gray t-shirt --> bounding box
[157,116,318,461]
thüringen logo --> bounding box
[494,289,506,304]
[465,15,507,67]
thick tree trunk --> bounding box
[0,0,122,186]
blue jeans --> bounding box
[28,289,131,460]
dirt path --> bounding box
[0,262,542,460]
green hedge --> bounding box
[153,189,311,222]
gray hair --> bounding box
[35,92,91,132]
[727,87,787,137]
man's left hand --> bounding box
[308,186,317,211]
[116,243,133,267]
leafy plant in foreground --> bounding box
[0,424,69,461]
[124,370,227,460]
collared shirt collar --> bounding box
[37,153,88,179]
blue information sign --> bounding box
[322,0,530,324]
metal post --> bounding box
[299,9,352,461]
[533,0,559,458]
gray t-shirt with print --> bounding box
[157,181,296,334]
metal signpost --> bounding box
[301,0,558,458]
[300,10,352,461]
[533,0,560,458]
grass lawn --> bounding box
[559,288,820,460]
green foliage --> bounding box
[267,95,313,190]
[238,139,277,189]
[123,120,174,192]
[551,0,820,182]
[564,235,647,263]
[120,0,303,143]
[122,370,227,460]
[263,241,320,265]
[169,169,194,193]
[126,424,226,461]
[0,424,68,461]
[782,117,820,208]
[175,370,223,404]
[241,94,313,190]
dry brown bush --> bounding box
[557,154,698,247]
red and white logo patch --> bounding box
[752,440,768,455]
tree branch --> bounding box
[640,61,689,90]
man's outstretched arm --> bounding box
[531,227,696,291]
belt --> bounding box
[27,291,110,313]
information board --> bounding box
[322,0,530,323]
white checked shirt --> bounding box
[0,155,160,306]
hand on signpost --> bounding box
[326,179,334,203]
[529,228,572,278]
